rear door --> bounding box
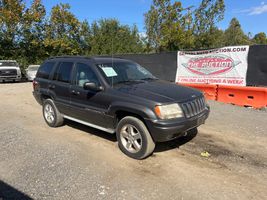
[49,62,74,116]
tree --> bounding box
[194,27,224,49]
[0,0,25,59]
[44,3,82,56]
[20,0,46,65]
[89,19,143,55]
[253,32,267,45]
[224,18,251,46]
[144,0,187,52]
[79,20,92,55]
[194,0,225,48]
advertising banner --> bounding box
[176,46,249,86]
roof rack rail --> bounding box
[47,55,92,60]
[92,55,123,59]
[47,55,126,61]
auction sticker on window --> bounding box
[176,46,249,86]
[101,67,118,77]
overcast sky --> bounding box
[30,0,267,35]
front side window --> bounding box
[53,62,73,83]
[96,62,157,85]
[74,63,100,87]
[36,62,55,79]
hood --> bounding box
[0,66,20,70]
[115,80,202,104]
[27,70,37,74]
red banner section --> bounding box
[177,77,245,86]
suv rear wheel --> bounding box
[43,99,64,127]
[116,116,155,159]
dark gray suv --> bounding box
[33,56,210,159]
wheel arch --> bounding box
[115,110,146,126]
[108,102,156,125]
[40,94,53,105]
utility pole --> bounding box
[183,6,194,30]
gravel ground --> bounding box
[0,82,266,200]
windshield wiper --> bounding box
[115,79,144,85]
[140,77,158,81]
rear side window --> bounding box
[36,62,55,79]
[53,62,73,83]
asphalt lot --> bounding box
[0,82,266,200]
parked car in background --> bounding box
[0,60,21,82]
[33,56,210,159]
[26,65,40,81]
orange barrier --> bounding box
[177,83,267,108]
[179,83,218,100]
[217,85,267,108]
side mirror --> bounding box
[83,82,103,91]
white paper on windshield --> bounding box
[101,67,118,77]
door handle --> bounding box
[48,84,55,89]
[71,90,80,95]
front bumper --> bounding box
[145,106,210,142]
[27,76,34,81]
[0,75,21,81]
[26,74,36,81]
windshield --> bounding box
[0,62,17,67]
[96,62,157,86]
[28,66,39,71]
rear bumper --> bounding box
[145,106,210,142]
[33,91,43,105]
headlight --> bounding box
[17,68,21,75]
[154,104,183,119]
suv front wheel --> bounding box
[43,99,64,127]
[116,116,155,159]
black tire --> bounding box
[42,99,64,127]
[116,116,155,159]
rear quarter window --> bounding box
[36,62,55,79]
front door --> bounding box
[69,62,112,129]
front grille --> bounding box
[181,97,206,118]
[0,69,17,76]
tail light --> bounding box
[33,80,39,90]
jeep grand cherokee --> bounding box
[33,56,210,159]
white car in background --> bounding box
[26,65,40,81]
[0,60,22,82]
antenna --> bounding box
[112,38,114,66]
[183,6,194,29]
[111,38,114,87]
